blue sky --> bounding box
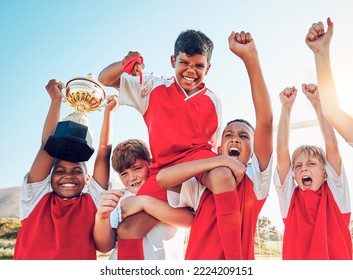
[1,0,353,230]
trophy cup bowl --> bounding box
[44,73,106,162]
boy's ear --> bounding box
[205,63,211,75]
[170,55,176,68]
[85,174,91,185]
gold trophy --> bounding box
[44,73,106,162]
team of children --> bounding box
[14,17,352,260]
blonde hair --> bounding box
[291,145,326,168]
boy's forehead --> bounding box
[223,122,253,134]
[294,152,322,162]
[176,51,208,61]
[120,158,149,172]
[54,159,85,169]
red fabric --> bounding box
[237,176,266,260]
[117,239,144,260]
[213,190,242,259]
[119,74,220,200]
[121,77,219,201]
[122,56,143,74]
[185,190,225,259]
[14,192,97,260]
[282,182,352,260]
[185,175,265,260]
[144,82,218,171]
[122,56,143,84]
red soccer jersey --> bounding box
[185,175,265,260]
[120,74,221,169]
[185,189,225,259]
[14,192,97,260]
[120,74,222,200]
[282,183,352,260]
[237,176,266,260]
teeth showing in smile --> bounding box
[302,176,312,186]
[61,183,76,188]
[229,147,240,157]
[183,76,195,82]
[131,182,141,187]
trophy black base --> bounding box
[44,121,94,162]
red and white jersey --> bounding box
[119,73,222,170]
[14,174,107,260]
[274,161,352,259]
[274,161,351,219]
[169,154,273,259]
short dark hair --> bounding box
[51,159,88,175]
[226,119,255,132]
[111,139,151,174]
[174,30,214,63]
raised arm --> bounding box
[276,87,297,184]
[28,79,63,183]
[98,51,144,88]
[302,83,341,174]
[92,95,119,190]
[306,17,353,143]
[120,196,194,228]
[228,31,273,171]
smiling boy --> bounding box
[13,80,118,259]
[93,139,193,260]
[157,30,273,260]
[98,30,232,259]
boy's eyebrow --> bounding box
[178,57,206,65]
[223,129,251,135]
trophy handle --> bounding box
[59,81,67,103]
[97,95,115,111]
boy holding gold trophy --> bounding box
[14,78,119,259]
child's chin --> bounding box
[300,185,316,191]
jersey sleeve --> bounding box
[118,73,160,114]
[168,177,206,211]
[20,173,52,220]
[273,168,296,219]
[206,91,222,151]
[326,161,351,213]
[246,153,273,200]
